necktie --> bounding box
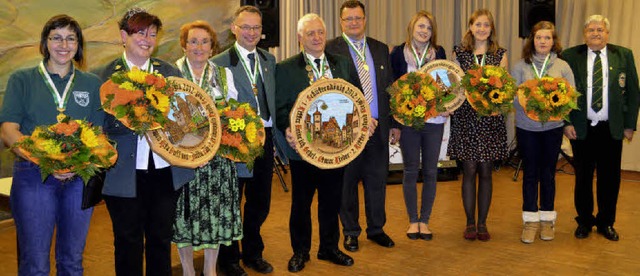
[354,41,373,104]
[314,58,322,73]
[592,50,603,112]
[248,53,270,120]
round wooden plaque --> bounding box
[419,60,467,113]
[146,77,221,168]
[289,78,371,169]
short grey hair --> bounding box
[584,14,610,30]
[297,13,325,35]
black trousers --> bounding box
[570,121,622,228]
[340,126,389,237]
[219,130,274,263]
[289,160,344,254]
[104,167,178,276]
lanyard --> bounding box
[38,61,75,122]
[234,46,260,96]
[411,42,429,68]
[531,54,551,79]
[184,57,209,88]
[473,54,486,66]
[341,33,368,71]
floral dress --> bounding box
[172,57,242,250]
[447,45,508,162]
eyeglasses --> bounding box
[341,16,364,23]
[234,24,262,32]
[187,39,212,46]
[48,36,78,45]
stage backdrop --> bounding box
[0,0,240,177]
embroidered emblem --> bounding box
[73,91,90,107]
[618,72,626,88]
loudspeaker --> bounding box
[519,0,556,38]
[241,0,280,48]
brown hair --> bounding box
[234,5,262,22]
[179,20,219,55]
[405,10,438,50]
[340,0,366,17]
[522,21,562,64]
[460,9,499,53]
[40,14,85,67]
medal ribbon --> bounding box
[473,54,486,66]
[531,53,551,79]
[306,54,327,81]
[341,32,367,66]
[411,42,429,68]
[121,53,153,72]
[234,46,260,96]
[38,61,75,117]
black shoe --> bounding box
[343,235,359,252]
[574,224,592,239]
[243,258,274,274]
[406,232,420,240]
[597,226,620,241]
[419,233,433,241]
[367,232,395,248]
[317,249,354,266]
[287,253,310,273]
[219,263,248,276]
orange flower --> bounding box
[145,74,156,86]
[488,76,503,88]
[154,77,166,89]
[52,120,80,136]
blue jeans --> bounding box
[516,127,563,212]
[10,161,93,276]
[400,123,444,224]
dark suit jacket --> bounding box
[326,36,394,142]
[561,44,640,140]
[210,45,277,174]
[275,52,358,161]
[94,57,195,197]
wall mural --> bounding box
[0,0,240,177]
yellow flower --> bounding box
[412,105,426,118]
[127,67,148,84]
[480,77,489,84]
[146,87,170,113]
[420,86,435,101]
[40,139,62,155]
[80,125,99,148]
[489,89,505,104]
[229,118,246,132]
[548,91,566,107]
[541,76,554,82]
[245,122,257,144]
[485,67,502,77]
[119,81,136,91]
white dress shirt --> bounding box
[587,46,609,125]
[234,42,272,127]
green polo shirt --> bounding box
[0,64,104,135]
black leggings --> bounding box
[461,161,493,225]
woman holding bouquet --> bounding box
[389,11,447,241]
[510,21,575,243]
[172,20,242,276]
[94,9,194,275]
[449,9,508,241]
[0,15,104,274]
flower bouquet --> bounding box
[100,67,175,135]
[517,76,580,123]
[218,99,265,169]
[388,72,454,129]
[461,65,517,116]
[13,117,118,183]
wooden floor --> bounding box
[1,164,640,275]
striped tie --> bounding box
[355,41,373,104]
[592,50,603,112]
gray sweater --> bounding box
[510,53,576,131]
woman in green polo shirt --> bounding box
[0,15,104,275]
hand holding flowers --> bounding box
[218,99,265,169]
[13,117,117,183]
[461,65,517,116]
[100,67,175,135]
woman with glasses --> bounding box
[94,8,194,275]
[0,14,104,275]
[172,20,242,276]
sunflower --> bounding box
[145,87,170,114]
[548,91,566,107]
[489,89,506,104]
[80,125,99,148]
[245,122,258,144]
[127,67,148,84]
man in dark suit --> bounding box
[562,14,640,241]
[276,13,359,273]
[211,5,277,275]
[325,0,396,252]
